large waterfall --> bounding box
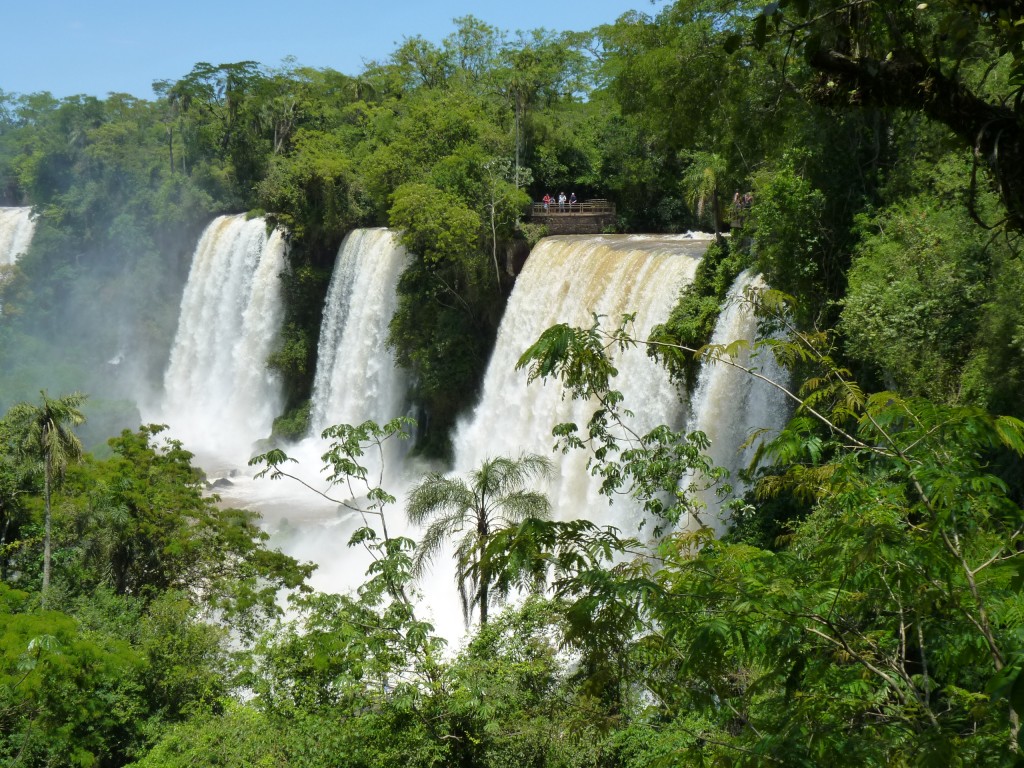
[453,234,709,532]
[310,228,409,433]
[234,231,790,642]
[683,271,792,533]
[0,207,35,268]
[157,215,287,465]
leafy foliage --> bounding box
[59,425,313,631]
[517,315,726,533]
[513,294,1024,762]
[649,236,748,388]
[0,407,316,767]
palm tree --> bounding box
[682,150,728,235]
[8,391,86,605]
[406,453,552,627]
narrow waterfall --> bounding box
[0,207,35,268]
[310,228,409,433]
[227,228,414,634]
[453,234,710,532]
[158,215,287,465]
[683,271,792,533]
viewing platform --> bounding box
[528,199,616,235]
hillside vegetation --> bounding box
[2,2,1024,764]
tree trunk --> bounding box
[478,514,489,626]
[514,93,525,188]
[712,187,721,236]
[42,449,52,607]
[490,203,501,290]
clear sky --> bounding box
[2,0,661,100]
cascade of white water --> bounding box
[214,229,415,637]
[682,271,792,533]
[310,228,409,433]
[0,207,35,268]
[158,215,287,466]
[453,234,710,532]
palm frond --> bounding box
[404,452,553,625]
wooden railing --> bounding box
[530,199,615,216]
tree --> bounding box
[0,584,141,767]
[482,157,531,281]
[58,425,314,634]
[387,181,498,455]
[681,150,727,234]
[515,291,1024,762]
[743,0,1024,232]
[0,411,35,579]
[748,153,831,312]
[6,391,86,605]
[493,30,591,185]
[406,454,553,626]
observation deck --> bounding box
[528,199,616,235]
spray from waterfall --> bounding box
[682,271,792,533]
[260,234,713,643]
[211,229,421,611]
[156,215,287,467]
[222,233,791,647]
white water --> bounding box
[682,271,792,533]
[155,215,287,467]
[211,227,422,624]
[310,228,409,434]
[453,234,711,533]
[192,232,789,646]
[254,228,414,572]
[258,234,711,643]
[0,207,35,268]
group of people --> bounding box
[732,190,754,210]
[541,191,578,212]
[732,190,754,226]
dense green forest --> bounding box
[2,0,1024,764]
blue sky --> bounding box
[3,0,661,100]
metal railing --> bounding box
[530,199,615,216]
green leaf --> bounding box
[994,415,1024,456]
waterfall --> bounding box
[310,228,409,433]
[0,207,35,268]
[158,215,287,465]
[221,228,413,628]
[453,234,710,532]
[683,271,792,533]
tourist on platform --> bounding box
[558,192,567,212]
[542,193,552,211]
[569,192,577,210]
